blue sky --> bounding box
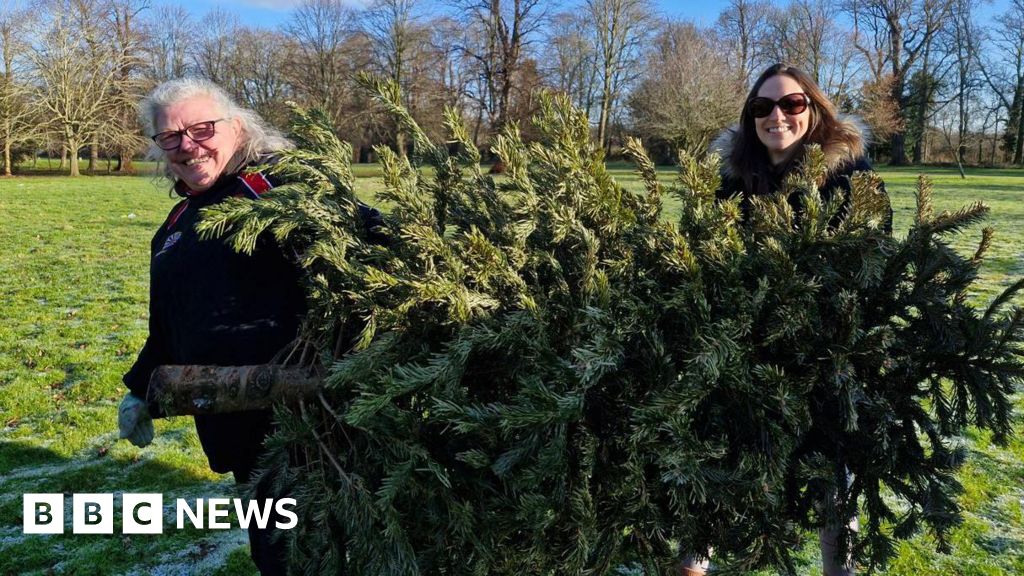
[159,0,785,29]
[160,0,1008,31]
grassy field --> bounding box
[1,166,1023,575]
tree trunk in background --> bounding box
[597,67,611,149]
[891,132,907,165]
[396,132,407,158]
[1008,86,1022,163]
[1016,115,1024,165]
[88,140,98,173]
[118,153,134,173]
[67,139,80,176]
[2,119,10,176]
[890,75,908,165]
[911,41,932,164]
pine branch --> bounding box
[181,80,1024,575]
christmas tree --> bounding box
[188,77,1023,575]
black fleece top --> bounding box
[123,165,382,473]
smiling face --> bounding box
[154,95,242,192]
[754,74,810,166]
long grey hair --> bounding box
[138,77,292,180]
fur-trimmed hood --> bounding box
[710,115,870,179]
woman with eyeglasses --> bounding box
[677,64,889,576]
[117,78,380,575]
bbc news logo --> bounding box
[23,493,297,534]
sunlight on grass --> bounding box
[2,166,1023,574]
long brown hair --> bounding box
[733,64,846,195]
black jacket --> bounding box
[716,156,890,231]
[712,119,892,233]
[124,166,382,473]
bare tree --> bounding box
[31,0,124,176]
[285,0,363,127]
[365,0,427,155]
[761,0,859,101]
[402,19,458,145]
[229,27,296,128]
[192,7,241,88]
[628,21,742,162]
[975,96,1006,165]
[587,0,653,151]
[62,0,108,172]
[0,2,39,175]
[410,14,480,148]
[429,15,474,111]
[365,0,421,89]
[455,0,546,140]
[142,5,195,81]
[858,73,903,148]
[104,0,150,173]
[846,0,955,165]
[716,0,771,86]
[933,0,978,173]
[541,11,600,120]
[979,0,1024,164]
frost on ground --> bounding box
[119,528,249,576]
[0,525,34,552]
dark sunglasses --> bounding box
[152,118,227,151]
[747,93,810,118]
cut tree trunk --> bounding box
[147,364,322,416]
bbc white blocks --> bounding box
[72,494,114,534]
[23,493,64,534]
[122,493,163,534]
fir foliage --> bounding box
[197,79,1023,575]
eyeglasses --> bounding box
[746,93,810,118]
[151,119,227,151]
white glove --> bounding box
[118,393,154,447]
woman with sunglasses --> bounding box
[117,78,381,575]
[678,64,888,576]
[714,63,889,233]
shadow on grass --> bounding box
[0,442,64,472]
[0,441,255,576]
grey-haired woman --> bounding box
[117,77,305,575]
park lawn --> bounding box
[0,166,1022,575]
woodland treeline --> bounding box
[1,0,1023,176]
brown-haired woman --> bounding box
[713,62,890,233]
[678,64,890,576]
